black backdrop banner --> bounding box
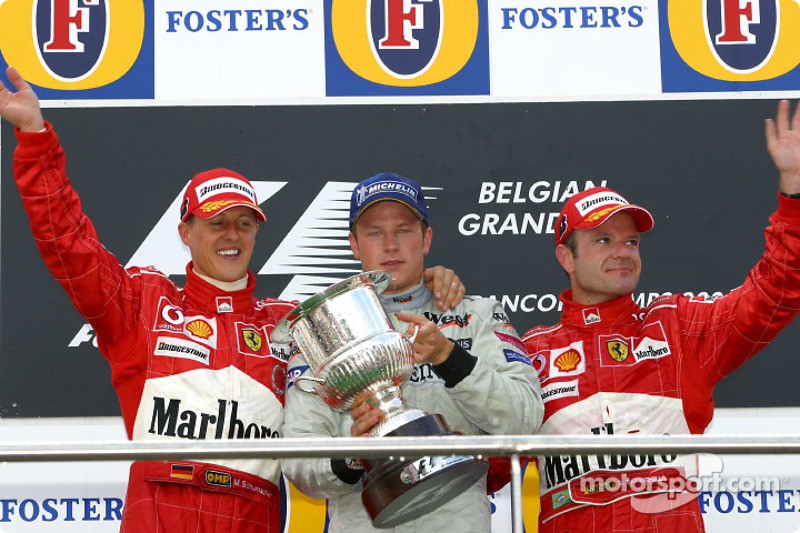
[2,99,797,417]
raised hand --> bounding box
[0,67,45,132]
[765,100,800,194]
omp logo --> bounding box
[0,0,149,91]
[664,0,800,84]
[68,180,440,347]
[205,470,231,487]
[326,0,489,95]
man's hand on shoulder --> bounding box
[423,265,466,311]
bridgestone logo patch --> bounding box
[154,336,210,365]
[540,380,579,403]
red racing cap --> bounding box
[180,168,266,223]
[555,187,654,245]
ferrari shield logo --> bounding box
[243,328,263,352]
[606,339,629,362]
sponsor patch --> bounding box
[154,337,210,365]
[504,349,533,366]
[186,319,214,340]
[409,362,444,384]
[582,307,601,325]
[599,322,671,367]
[171,464,194,480]
[576,191,628,216]
[196,177,257,203]
[550,342,585,377]
[152,298,185,333]
[495,331,526,352]
[287,365,310,388]
[540,380,579,403]
[216,296,233,313]
[235,323,269,357]
[272,364,286,395]
[606,338,630,363]
[632,337,671,362]
[437,313,472,328]
[204,470,232,488]
[270,342,297,361]
[152,299,218,348]
[492,311,511,324]
[454,338,472,350]
[243,328,263,352]
[531,352,549,381]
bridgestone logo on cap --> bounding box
[356,180,418,207]
[577,191,628,216]
[195,177,256,202]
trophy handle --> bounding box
[294,376,325,395]
[407,325,419,344]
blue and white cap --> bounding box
[349,173,429,228]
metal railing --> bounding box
[2,434,799,532]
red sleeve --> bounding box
[13,123,140,351]
[678,193,800,383]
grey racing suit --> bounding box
[281,280,543,532]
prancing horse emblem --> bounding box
[606,339,629,362]
[243,328,263,352]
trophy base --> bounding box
[361,414,490,529]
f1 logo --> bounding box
[44,0,100,53]
[715,0,760,44]
[380,0,433,50]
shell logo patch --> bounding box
[549,341,586,377]
[554,349,581,372]
[186,320,213,340]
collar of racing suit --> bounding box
[182,261,256,313]
[558,289,639,328]
[380,277,432,313]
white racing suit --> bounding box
[281,280,543,532]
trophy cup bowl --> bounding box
[273,271,488,528]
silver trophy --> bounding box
[273,271,488,528]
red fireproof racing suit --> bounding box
[521,194,800,533]
[12,124,296,533]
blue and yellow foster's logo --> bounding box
[325,0,489,96]
[0,0,153,98]
[660,0,800,91]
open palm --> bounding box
[0,67,44,132]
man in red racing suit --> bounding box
[0,67,465,532]
[0,67,297,532]
[521,99,800,532]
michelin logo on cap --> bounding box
[356,180,419,207]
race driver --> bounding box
[0,67,464,533]
[281,173,543,532]
[522,99,800,532]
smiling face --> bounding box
[349,201,432,294]
[557,212,642,305]
[178,206,259,283]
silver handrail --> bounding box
[0,434,797,462]
[2,434,798,533]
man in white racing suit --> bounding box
[281,172,544,532]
